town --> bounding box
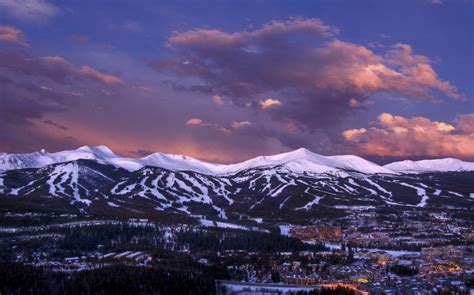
[0,205,472,294]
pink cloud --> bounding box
[167,17,337,50]
[259,98,282,110]
[168,29,242,49]
[42,55,67,64]
[212,95,224,106]
[185,118,204,126]
[231,120,252,129]
[349,98,359,108]
[283,121,297,133]
[0,25,29,47]
[250,17,338,39]
[37,55,124,86]
[343,113,474,160]
[385,43,430,66]
[154,18,463,131]
[77,66,123,85]
[185,118,252,133]
[455,113,474,134]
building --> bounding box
[346,232,389,245]
[282,273,320,285]
[291,225,342,242]
[421,246,465,264]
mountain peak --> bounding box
[292,147,312,154]
[77,145,115,156]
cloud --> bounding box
[152,18,462,132]
[186,118,252,133]
[77,66,124,85]
[385,43,462,99]
[128,149,154,157]
[185,118,231,133]
[0,0,58,22]
[283,121,297,133]
[348,98,360,108]
[185,118,204,126]
[342,128,367,139]
[68,34,89,45]
[134,85,154,93]
[42,119,68,130]
[259,98,282,110]
[167,17,336,49]
[0,47,130,155]
[231,120,252,129]
[212,95,224,106]
[343,113,474,160]
[0,25,28,47]
[1,53,125,86]
[455,113,474,134]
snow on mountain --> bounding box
[140,153,224,175]
[327,155,395,174]
[215,148,337,174]
[3,145,472,176]
[0,145,222,174]
[384,158,474,173]
[213,148,394,175]
[0,145,137,172]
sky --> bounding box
[0,0,473,164]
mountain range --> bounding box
[2,145,474,174]
[1,146,473,223]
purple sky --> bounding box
[0,0,473,164]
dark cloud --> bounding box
[128,149,155,157]
[43,119,68,130]
[0,42,128,154]
[0,76,66,127]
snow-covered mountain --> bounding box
[0,146,395,175]
[1,146,473,222]
[0,145,122,171]
[0,145,222,174]
[384,158,474,173]
[211,148,396,175]
[1,158,473,222]
[2,146,473,176]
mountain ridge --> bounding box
[1,145,474,175]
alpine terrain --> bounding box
[1,146,472,223]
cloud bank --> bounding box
[152,18,462,132]
[343,113,474,160]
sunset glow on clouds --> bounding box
[260,98,282,110]
[0,25,28,47]
[343,113,474,159]
[0,1,472,163]
[154,17,466,133]
[185,118,252,133]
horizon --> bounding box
[1,0,473,165]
